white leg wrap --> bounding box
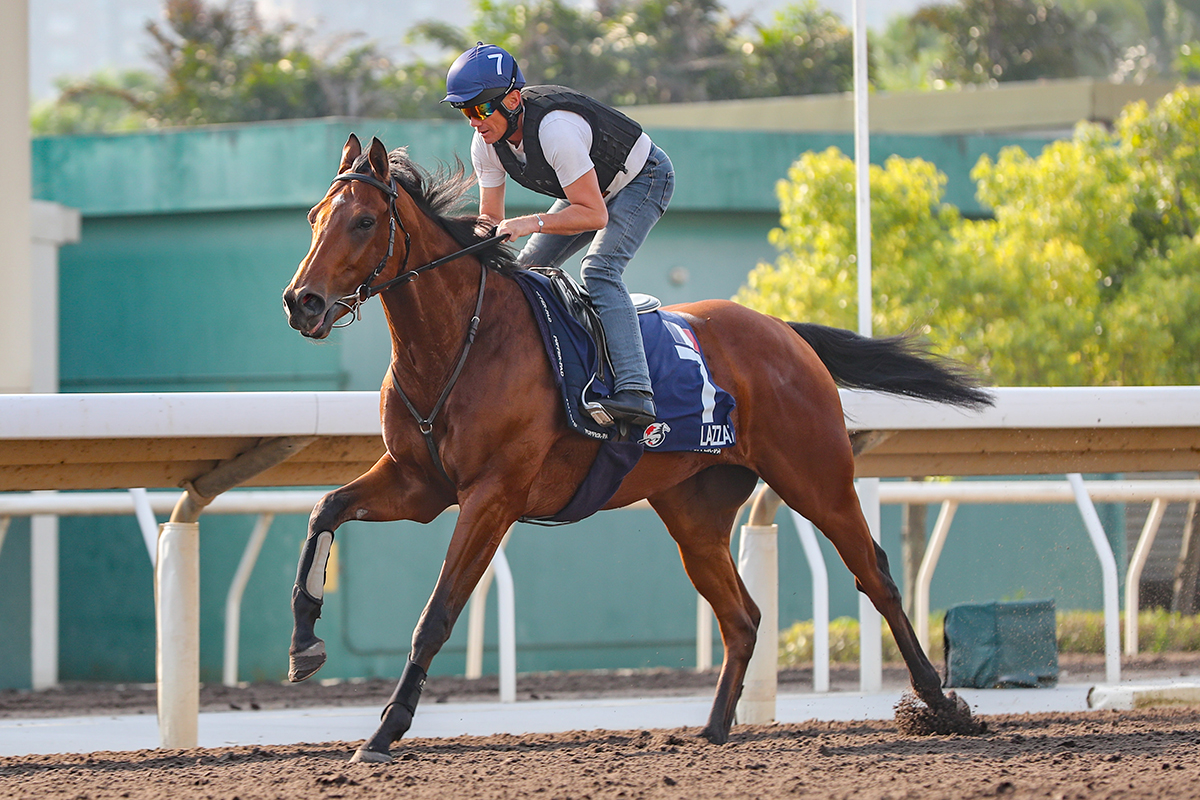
[305,531,334,600]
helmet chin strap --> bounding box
[497,101,523,143]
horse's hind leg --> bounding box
[649,465,760,744]
[763,454,981,733]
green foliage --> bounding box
[872,0,1116,89]
[34,0,454,134]
[734,1,857,98]
[736,85,1200,387]
[779,616,944,665]
[453,0,854,104]
[779,610,1200,665]
[35,0,861,134]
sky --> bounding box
[30,0,928,101]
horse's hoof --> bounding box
[698,726,728,745]
[894,690,986,736]
[349,747,393,764]
[288,640,326,682]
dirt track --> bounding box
[3,707,1200,799]
[3,655,1200,799]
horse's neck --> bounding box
[379,233,484,394]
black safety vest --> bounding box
[492,86,644,199]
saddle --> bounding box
[525,266,661,427]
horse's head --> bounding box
[283,133,403,339]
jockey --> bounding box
[443,42,674,430]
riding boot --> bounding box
[352,660,428,762]
[597,388,656,429]
[289,530,334,682]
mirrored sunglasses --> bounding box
[459,98,504,121]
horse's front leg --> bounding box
[352,493,519,763]
[289,455,444,682]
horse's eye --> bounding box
[357,217,375,231]
[307,208,318,226]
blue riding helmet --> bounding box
[442,43,526,106]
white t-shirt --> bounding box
[472,109,652,201]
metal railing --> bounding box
[3,475,1199,728]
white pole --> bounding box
[852,0,872,339]
[492,542,517,703]
[157,521,200,748]
[0,0,33,394]
[1124,499,1166,655]
[130,488,160,566]
[850,0,881,695]
[30,500,58,690]
[857,479,883,692]
[736,523,779,723]
[223,513,273,687]
[790,511,830,692]
[915,501,957,652]
[696,596,713,672]
[1067,473,1121,684]
[465,566,494,680]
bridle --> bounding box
[327,170,502,327]
[326,169,505,487]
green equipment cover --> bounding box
[944,599,1059,688]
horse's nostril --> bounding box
[300,293,326,317]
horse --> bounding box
[282,134,991,763]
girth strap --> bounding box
[388,262,488,488]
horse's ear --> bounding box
[339,133,362,173]
[367,137,390,180]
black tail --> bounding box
[789,322,994,410]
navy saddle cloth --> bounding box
[512,268,737,524]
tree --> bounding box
[733,1,857,98]
[33,0,453,134]
[908,0,1118,85]
[735,85,1200,387]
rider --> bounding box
[443,43,674,429]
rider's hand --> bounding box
[496,215,542,242]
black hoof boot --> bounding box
[350,660,427,763]
[289,585,326,682]
[598,389,656,429]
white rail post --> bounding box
[1124,499,1166,656]
[737,521,778,723]
[130,488,160,566]
[915,500,957,653]
[465,526,516,701]
[737,485,783,724]
[1067,474,1120,684]
[157,520,200,748]
[857,478,883,692]
[790,511,830,692]
[31,494,58,691]
[465,566,494,680]
[493,541,517,703]
[223,513,273,687]
[696,596,713,672]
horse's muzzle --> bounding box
[282,286,333,339]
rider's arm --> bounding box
[495,112,608,241]
[496,169,607,241]
[478,183,506,236]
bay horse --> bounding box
[282,134,990,763]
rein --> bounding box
[330,169,501,488]
[328,171,504,327]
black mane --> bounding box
[349,147,520,275]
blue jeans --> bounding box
[518,144,675,395]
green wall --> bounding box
[7,116,1123,690]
